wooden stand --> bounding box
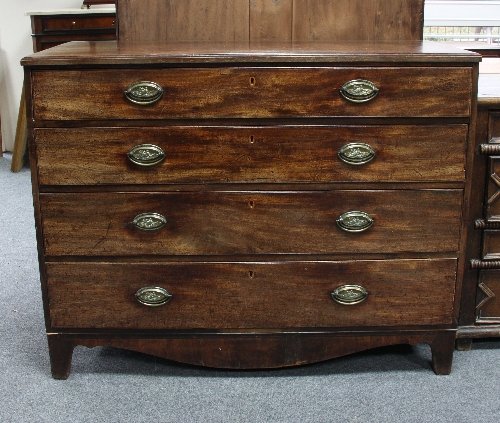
[10,85,27,172]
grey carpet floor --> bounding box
[0,155,499,423]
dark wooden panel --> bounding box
[39,190,462,256]
[477,271,500,322]
[483,231,500,259]
[249,0,293,42]
[34,125,468,186]
[32,67,473,121]
[292,0,424,41]
[486,156,500,219]
[46,259,457,329]
[117,0,423,43]
[491,112,500,138]
[117,0,249,42]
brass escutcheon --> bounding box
[127,144,166,167]
[336,211,374,233]
[132,212,167,231]
[135,287,172,307]
[338,143,376,165]
[124,81,164,105]
[331,285,368,305]
[340,79,379,103]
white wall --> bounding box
[0,0,82,152]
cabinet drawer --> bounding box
[32,67,472,120]
[38,16,116,33]
[476,271,500,323]
[46,259,457,329]
[482,231,500,259]
[490,112,500,139]
[40,190,462,256]
[35,125,468,185]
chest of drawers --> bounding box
[22,41,479,378]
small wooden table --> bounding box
[11,7,116,172]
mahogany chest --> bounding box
[22,40,479,378]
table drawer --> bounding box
[38,15,116,33]
[482,231,500,259]
[35,125,468,185]
[32,67,472,120]
[40,190,462,256]
[46,259,457,329]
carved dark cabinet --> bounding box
[458,68,500,348]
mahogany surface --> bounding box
[34,125,468,185]
[23,40,479,378]
[31,66,472,120]
[39,190,462,257]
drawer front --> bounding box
[40,16,116,33]
[486,156,500,219]
[482,231,500,259]
[32,67,472,120]
[40,190,462,256]
[476,271,500,323]
[35,125,468,185]
[46,259,457,329]
[490,112,500,139]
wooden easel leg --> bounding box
[11,83,27,172]
[47,334,75,380]
[431,332,455,375]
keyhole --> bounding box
[249,135,255,144]
[249,77,256,87]
[248,200,255,209]
[248,271,255,278]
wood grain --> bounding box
[22,41,480,67]
[34,125,468,186]
[39,190,463,256]
[47,330,455,378]
[46,259,457,329]
[250,0,293,42]
[32,67,473,121]
[292,0,424,41]
[118,0,249,42]
[117,0,424,43]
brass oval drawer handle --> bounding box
[124,81,164,105]
[132,212,167,231]
[340,79,379,103]
[331,285,368,305]
[135,287,172,307]
[336,211,374,233]
[338,143,376,165]
[127,144,166,167]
